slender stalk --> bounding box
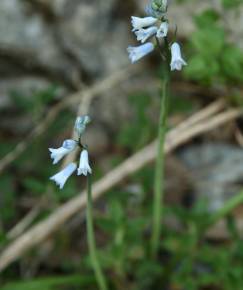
[151,70,170,258]
[207,191,243,226]
[86,175,108,290]
[151,37,171,257]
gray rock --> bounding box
[0,0,130,82]
[0,0,77,84]
[57,0,129,76]
[178,143,243,212]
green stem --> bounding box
[86,175,108,290]
[151,72,170,258]
[207,191,243,227]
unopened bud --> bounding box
[74,115,91,136]
[153,0,168,13]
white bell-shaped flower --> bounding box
[170,42,187,71]
[50,163,77,189]
[135,26,158,43]
[156,22,168,38]
[49,139,77,164]
[127,42,154,64]
[131,16,157,31]
[77,150,92,176]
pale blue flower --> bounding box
[50,163,77,189]
[127,42,154,63]
[77,150,92,176]
[135,26,158,43]
[156,22,168,38]
[49,139,77,164]
[131,16,157,31]
[170,42,187,71]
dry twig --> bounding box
[169,99,226,135]
[7,206,41,240]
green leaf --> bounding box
[194,9,220,27]
[221,46,243,83]
[184,55,220,85]
[191,27,225,56]
[23,178,46,195]
[1,275,94,290]
[221,0,243,8]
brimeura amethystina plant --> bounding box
[49,116,108,290]
[47,0,187,287]
[127,0,187,258]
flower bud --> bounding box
[74,115,91,136]
[151,2,159,11]
[151,0,168,13]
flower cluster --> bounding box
[49,116,92,189]
[127,0,187,71]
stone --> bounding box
[0,0,77,84]
[178,143,243,212]
[57,0,129,76]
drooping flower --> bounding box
[127,42,154,63]
[170,42,187,71]
[49,139,77,164]
[50,163,77,189]
[77,150,92,176]
[135,26,158,43]
[156,22,168,38]
[131,16,157,31]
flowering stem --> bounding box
[86,175,108,290]
[151,52,170,258]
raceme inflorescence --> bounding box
[127,0,187,71]
[127,0,188,258]
[49,115,92,189]
[48,115,107,290]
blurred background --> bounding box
[0,0,243,289]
